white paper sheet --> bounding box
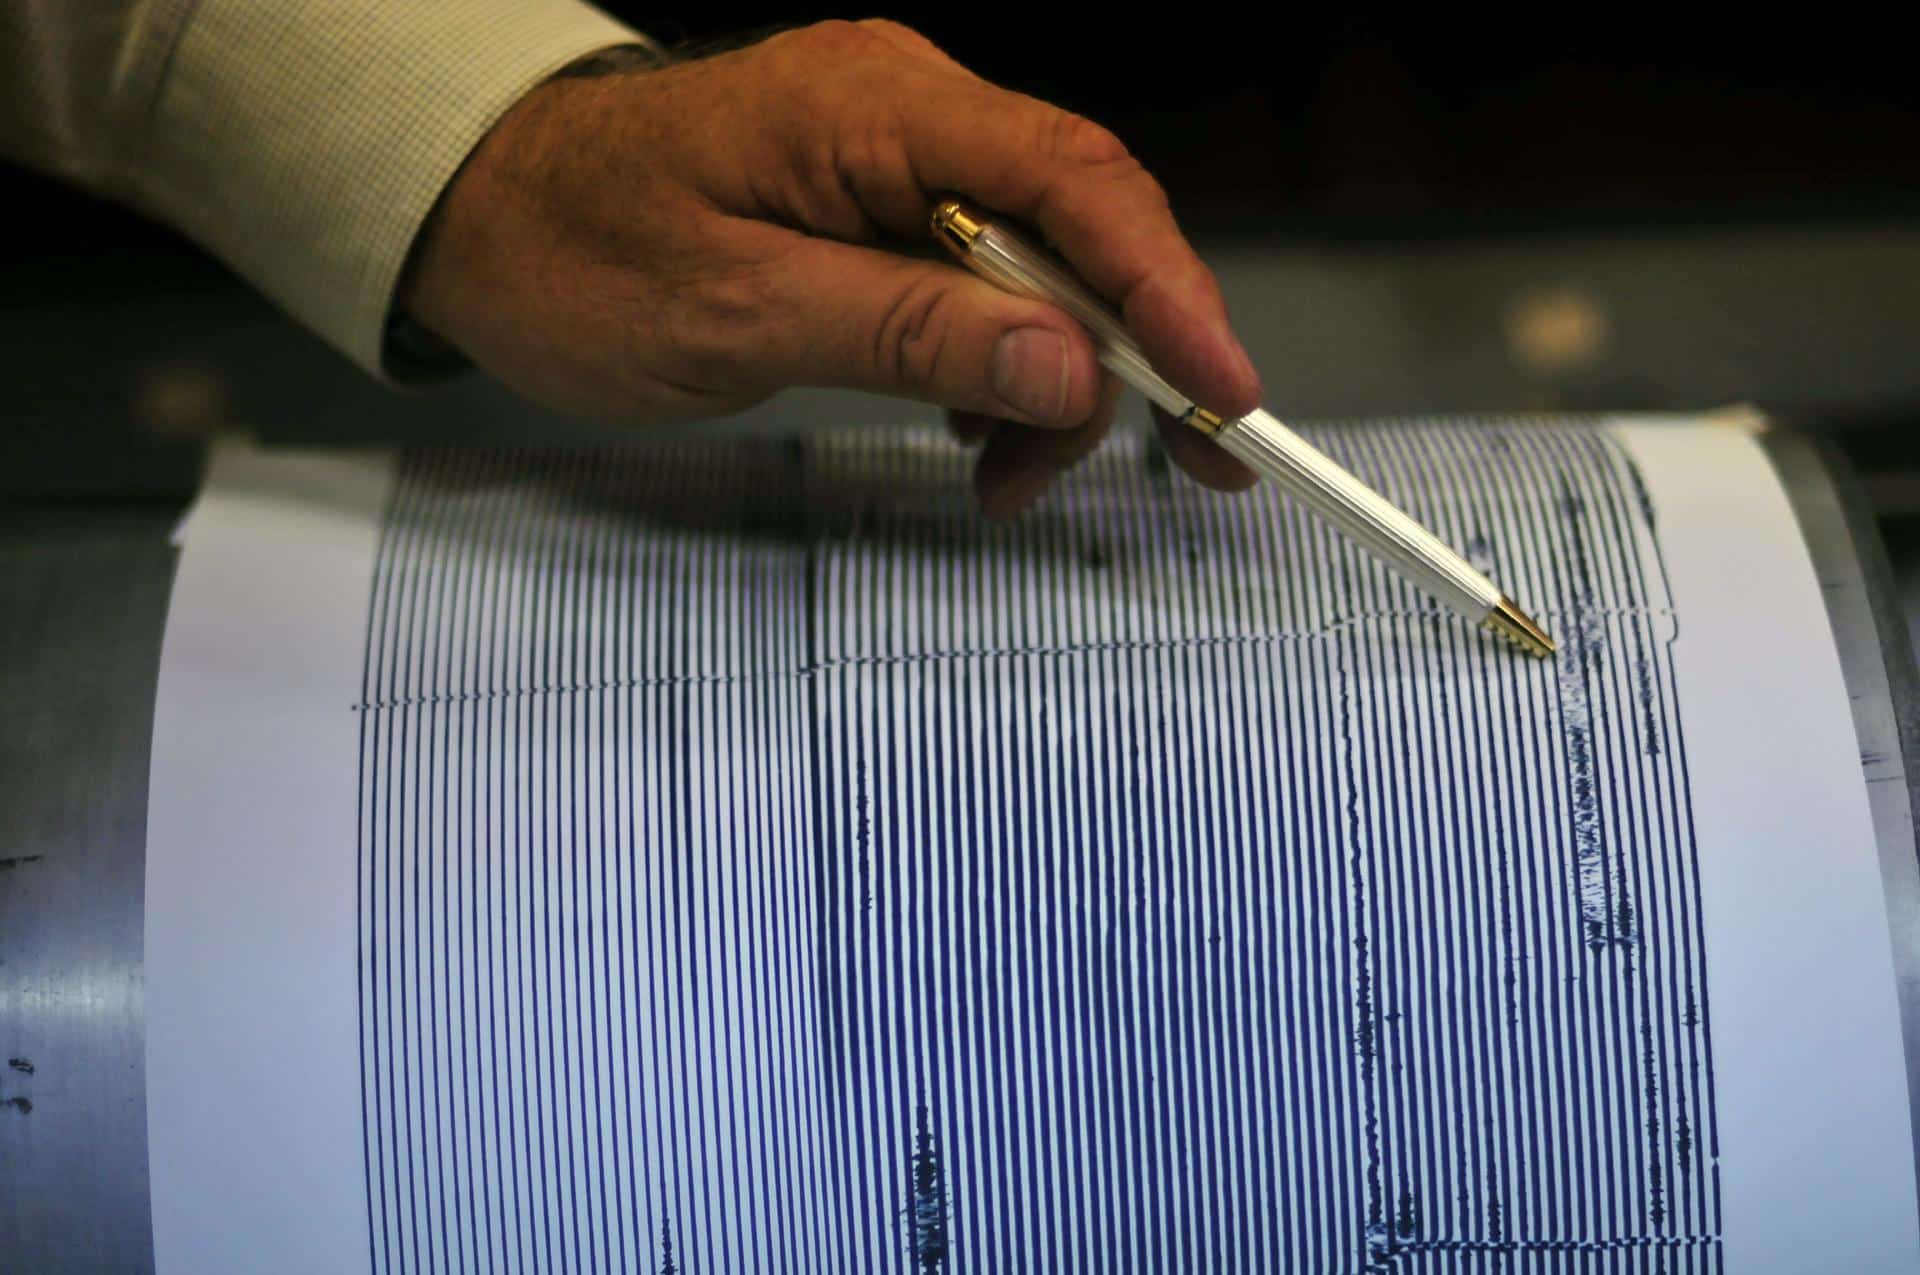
[146,419,1920,1272]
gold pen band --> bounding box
[932,200,986,255]
[1183,407,1224,437]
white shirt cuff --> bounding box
[131,0,650,377]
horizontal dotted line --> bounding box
[349,604,1676,713]
[1365,1231,1719,1271]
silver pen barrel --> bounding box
[1209,409,1555,657]
[931,198,1556,657]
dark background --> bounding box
[4,7,1919,500]
[653,9,1920,234]
[9,10,1920,251]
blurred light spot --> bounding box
[134,362,230,438]
[1505,288,1609,375]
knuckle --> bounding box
[659,269,771,385]
[825,104,910,196]
[1131,161,1172,210]
[781,25,904,130]
[853,17,918,42]
[873,276,957,394]
[853,18,946,60]
[798,18,889,59]
[1047,111,1131,168]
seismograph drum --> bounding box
[6,421,1920,1272]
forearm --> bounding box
[1,0,650,376]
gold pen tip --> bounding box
[1482,597,1557,658]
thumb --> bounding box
[755,237,1104,428]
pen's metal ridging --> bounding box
[1482,596,1557,658]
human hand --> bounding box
[400,20,1260,513]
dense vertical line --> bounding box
[749,444,803,1273]
[1177,501,1226,1268]
[1204,506,1250,1267]
[1135,460,1187,1268]
[1023,498,1061,1267]
[907,447,948,1275]
[885,447,917,1272]
[562,455,599,1275]
[779,438,829,1272]
[638,448,679,1273]
[1298,488,1354,1269]
[1241,457,1298,1268]
[352,422,1728,1273]
[870,461,910,1273]
[1390,426,1489,1254]
[930,459,969,1275]
[1552,438,1622,1243]
[472,454,514,1273]
[1345,440,1397,1267]
[534,456,574,1274]
[1590,431,1688,1248]
[415,455,464,1269]
[1459,422,1551,1236]
[956,512,994,1270]
[1584,430,1711,1245]
[375,462,422,1275]
[590,454,629,1273]
[1565,432,1645,1243]
[1379,428,1452,1256]
[1463,429,1526,1253]
[780,442,813,1275]
[552,452,592,1274]
[611,452,649,1273]
[1079,447,1125,1271]
[414,452,456,1275]
[1090,444,1140,1273]
[1032,482,1072,1268]
[581,454,618,1274]
[1116,448,1159,1271]
[811,442,857,1268]
[1168,489,1210,1270]
[1227,499,1271,1268]
[1504,430,1586,1242]
[723,453,763,1270]
[1357,426,1442,1263]
[436,451,483,1274]
[1453,427,1533,1253]
[500,449,544,1275]
[1555,428,1656,1242]
[680,450,720,1271]
[847,444,885,1272]
[525,456,564,1273]
[421,452,465,1273]
[1266,497,1319,1268]
[1462,426,1554,1249]
[978,497,1019,1266]
[374,464,417,1275]
[389,457,438,1275]
[683,451,720,1273]
[355,456,408,1275]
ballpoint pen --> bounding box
[931,199,1557,658]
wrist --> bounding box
[387,42,662,378]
